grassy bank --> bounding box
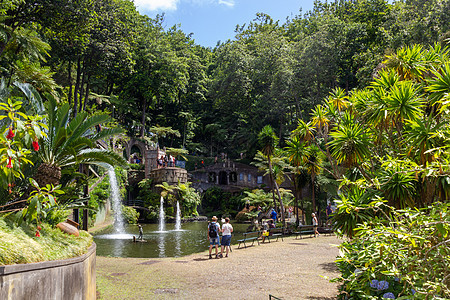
[0,217,93,265]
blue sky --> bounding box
[133,0,316,47]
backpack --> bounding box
[208,223,218,238]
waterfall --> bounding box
[108,167,125,233]
[159,196,166,232]
[175,201,181,231]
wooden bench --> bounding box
[263,228,285,243]
[319,225,334,236]
[293,225,315,239]
[237,231,261,249]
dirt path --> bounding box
[96,235,341,300]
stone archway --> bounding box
[126,139,147,163]
[218,171,228,185]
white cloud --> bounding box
[134,0,179,11]
[133,0,235,12]
[218,0,235,7]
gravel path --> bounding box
[96,235,341,300]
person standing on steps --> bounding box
[312,213,319,237]
[220,217,233,258]
[208,216,221,259]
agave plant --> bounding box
[35,97,127,188]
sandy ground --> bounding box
[96,234,342,300]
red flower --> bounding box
[32,139,40,151]
[6,157,12,168]
[35,230,40,237]
[37,225,42,231]
[6,127,15,140]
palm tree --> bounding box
[383,45,427,82]
[310,104,330,137]
[426,62,450,113]
[35,97,127,188]
[258,125,285,225]
[328,122,372,171]
[285,136,310,226]
[304,144,323,214]
[326,87,349,112]
[385,81,424,137]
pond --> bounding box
[94,221,251,258]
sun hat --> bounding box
[212,216,218,221]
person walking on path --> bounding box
[220,217,233,257]
[208,216,221,259]
[312,213,319,237]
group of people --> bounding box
[157,154,176,168]
[207,216,233,259]
[130,153,142,164]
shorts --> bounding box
[209,237,220,245]
[221,235,231,246]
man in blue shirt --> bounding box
[271,208,277,223]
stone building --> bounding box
[190,160,272,194]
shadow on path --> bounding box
[319,261,338,272]
[193,257,210,262]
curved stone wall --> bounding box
[0,243,96,300]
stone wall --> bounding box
[150,167,188,185]
[0,243,96,300]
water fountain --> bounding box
[108,167,125,233]
[175,201,181,231]
[158,196,166,232]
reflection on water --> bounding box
[158,233,165,258]
[94,221,249,258]
[174,230,181,257]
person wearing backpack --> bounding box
[208,216,221,259]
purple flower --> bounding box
[411,289,416,295]
[377,280,389,290]
[382,292,395,299]
[394,277,400,282]
[370,279,379,288]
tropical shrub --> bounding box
[0,95,46,201]
[333,202,450,299]
[201,186,246,217]
[17,179,64,231]
[121,205,139,224]
[177,182,201,217]
[0,216,92,265]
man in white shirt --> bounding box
[221,217,233,257]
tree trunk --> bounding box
[78,61,87,113]
[268,158,278,214]
[274,180,285,227]
[140,97,147,137]
[311,174,316,214]
[82,76,91,112]
[294,175,300,227]
[73,57,82,116]
[68,60,72,106]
